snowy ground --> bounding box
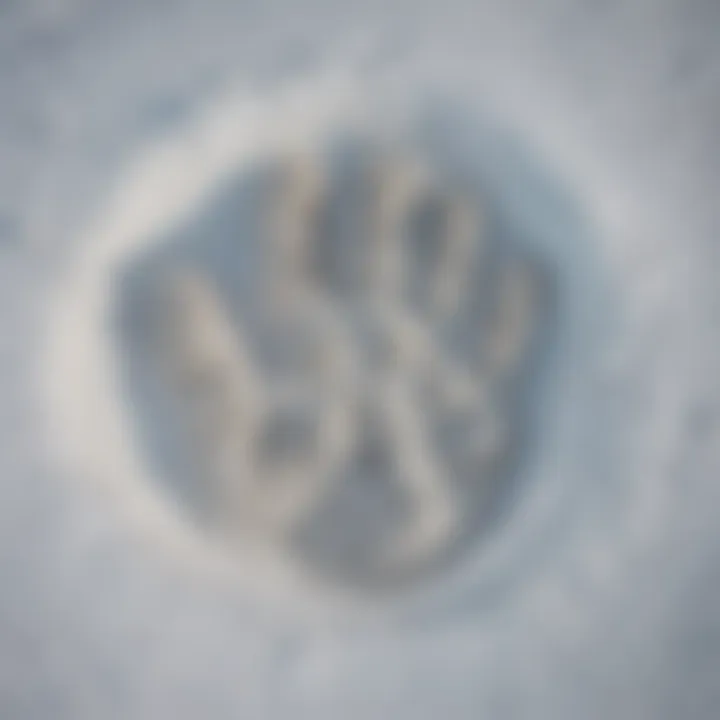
[1,1,720,718]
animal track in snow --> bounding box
[116,138,554,591]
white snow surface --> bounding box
[1,1,720,718]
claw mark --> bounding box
[485,259,543,374]
[270,153,327,304]
[160,271,266,533]
[369,153,430,299]
[428,193,478,322]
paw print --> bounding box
[152,140,549,584]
